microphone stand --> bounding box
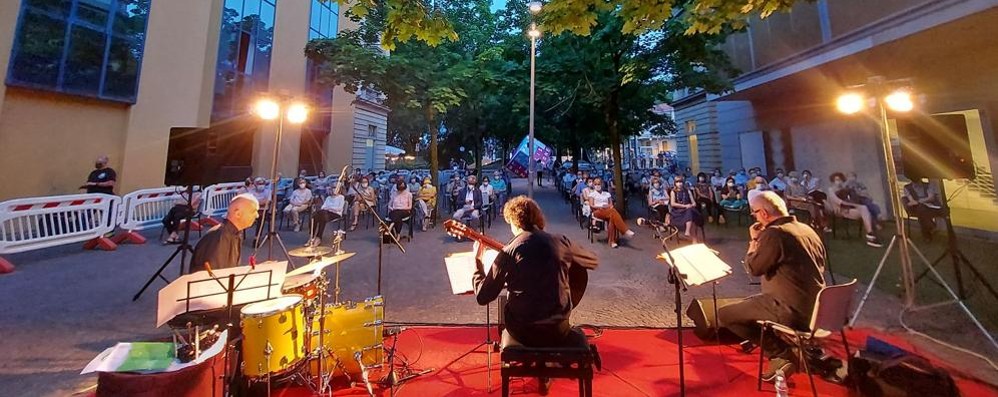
[648,220,686,397]
[345,176,405,296]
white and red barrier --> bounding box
[113,186,200,245]
[200,182,244,226]
[0,193,121,269]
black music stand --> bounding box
[133,185,198,301]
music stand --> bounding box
[133,185,198,301]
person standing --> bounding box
[188,194,258,274]
[718,191,826,383]
[81,155,116,195]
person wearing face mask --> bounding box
[578,177,595,217]
[588,177,635,248]
[670,176,702,240]
[785,171,828,232]
[283,178,314,232]
[827,172,882,247]
[769,168,788,193]
[710,169,726,189]
[349,177,378,231]
[453,175,483,220]
[717,191,826,383]
[719,177,747,224]
[647,178,669,223]
[312,185,346,245]
[388,181,413,237]
[81,155,117,195]
[694,172,718,224]
[750,175,770,193]
[480,176,496,213]
[250,177,272,242]
[734,168,749,186]
[447,174,464,213]
[490,172,508,208]
[416,178,437,231]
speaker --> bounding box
[165,118,256,186]
[897,114,975,180]
[686,297,744,344]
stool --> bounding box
[500,329,598,397]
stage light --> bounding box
[286,102,309,124]
[528,1,543,14]
[528,24,541,39]
[885,89,914,112]
[836,93,865,114]
[254,98,280,120]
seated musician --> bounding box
[717,191,826,383]
[472,195,599,346]
[188,194,259,274]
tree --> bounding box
[333,0,804,48]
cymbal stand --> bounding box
[331,230,346,304]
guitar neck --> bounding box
[468,232,505,252]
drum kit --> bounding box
[237,233,384,395]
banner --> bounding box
[505,136,554,177]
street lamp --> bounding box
[527,2,542,197]
[252,95,309,261]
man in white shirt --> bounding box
[453,174,483,220]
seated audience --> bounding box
[845,172,881,227]
[388,181,413,237]
[283,178,313,232]
[694,172,717,223]
[710,168,726,189]
[769,168,788,194]
[647,178,669,223]
[162,192,202,244]
[416,177,437,231]
[827,172,882,247]
[350,177,378,231]
[311,185,345,245]
[490,171,508,208]
[670,176,702,241]
[718,177,748,224]
[903,178,947,241]
[785,172,827,231]
[453,175,483,220]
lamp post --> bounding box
[253,95,309,261]
[527,2,542,197]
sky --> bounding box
[491,0,507,12]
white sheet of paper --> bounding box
[444,249,498,295]
[81,330,227,374]
[156,261,287,327]
[657,244,732,287]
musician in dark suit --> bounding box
[718,190,826,382]
[473,195,599,346]
[188,194,258,274]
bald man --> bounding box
[717,190,826,382]
[82,155,116,195]
[188,194,259,274]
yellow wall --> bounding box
[0,89,129,199]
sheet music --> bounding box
[444,249,498,295]
[657,244,732,287]
[156,261,287,327]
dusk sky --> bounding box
[491,0,507,12]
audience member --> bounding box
[311,186,345,245]
[694,172,717,223]
[416,177,437,231]
[162,192,202,244]
[845,172,881,226]
[453,174,483,220]
[903,178,947,241]
[588,177,634,248]
[388,181,413,237]
[710,169,726,189]
[785,172,827,231]
[349,177,377,231]
[719,177,748,224]
[670,176,702,241]
[480,175,496,210]
[647,178,669,223]
[81,155,117,195]
[282,178,313,232]
[769,168,787,193]
[827,172,882,247]
[490,171,508,207]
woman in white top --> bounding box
[579,177,594,216]
[311,185,345,245]
[388,181,413,237]
[587,177,634,248]
[283,178,313,232]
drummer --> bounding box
[188,193,259,274]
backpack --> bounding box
[849,351,960,397]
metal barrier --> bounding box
[0,193,120,255]
[114,186,200,244]
[200,182,244,225]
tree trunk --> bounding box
[606,92,626,216]
[427,106,439,186]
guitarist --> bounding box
[472,196,599,352]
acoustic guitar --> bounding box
[443,219,590,308]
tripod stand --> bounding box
[133,185,197,301]
[912,183,998,302]
[251,115,294,266]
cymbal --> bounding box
[288,245,335,257]
[286,252,356,277]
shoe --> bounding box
[349,224,357,231]
[610,242,619,248]
[623,230,635,238]
[823,226,832,233]
[538,377,553,395]
[865,234,883,248]
[762,357,797,383]
[293,224,301,232]
[718,217,726,225]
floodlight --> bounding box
[836,93,865,114]
[286,102,309,124]
[254,98,280,120]
[885,89,914,112]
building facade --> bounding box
[672,0,998,233]
[0,0,387,201]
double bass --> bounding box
[443,219,593,308]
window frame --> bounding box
[5,0,151,103]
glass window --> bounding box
[6,0,151,102]
[211,0,277,122]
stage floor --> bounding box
[271,326,998,397]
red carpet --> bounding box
[270,326,998,397]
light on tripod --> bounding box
[836,93,865,114]
[885,89,914,112]
[253,98,280,120]
[286,102,309,124]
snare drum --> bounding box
[281,273,324,304]
[310,296,384,376]
[240,295,306,378]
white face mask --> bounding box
[298,183,306,188]
[256,185,265,191]
[727,182,735,187]
[362,183,369,187]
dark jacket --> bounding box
[745,216,826,318]
[458,185,483,210]
[189,220,242,274]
